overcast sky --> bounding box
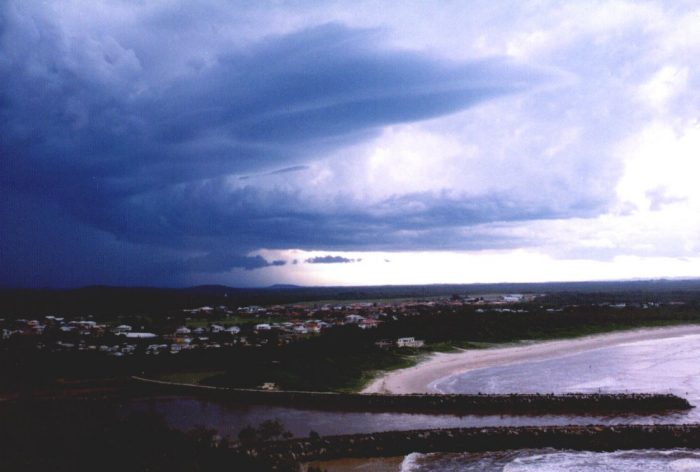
[2,1,700,288]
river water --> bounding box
[131,332,700,470]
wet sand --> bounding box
[361,325,700,394]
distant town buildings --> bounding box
[8,292,659,359]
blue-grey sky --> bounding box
[2,1,700,287]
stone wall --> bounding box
[239,424,700,463]
[131,376,691,415]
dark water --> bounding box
[126,393,690,440]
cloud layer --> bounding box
[0,2,548,286]
[2,1,700,287]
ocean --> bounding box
[402,332,700,470]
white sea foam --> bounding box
[400,452,427,472]
[499,450,700,472]
[670,458,700,471]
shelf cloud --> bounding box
[2,1,700,287]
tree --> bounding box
[237,425,258,447]
[237,419,293,447]
[258,419,292,441]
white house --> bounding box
[345,314,364,324]
[71,320,97,329]
[125,332,157,339]
[359,319,380,329]
[396,337,424,348]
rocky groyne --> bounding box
[238,424,700,463]
[132,376,692,415]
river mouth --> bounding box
[122,333,700,439]
[120,393,696,440]
[14,329,698,470]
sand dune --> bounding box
[361,325,700,394]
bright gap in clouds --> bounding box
[246,250,700,287]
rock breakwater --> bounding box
[239,424,700,463]
[132,376,691,415]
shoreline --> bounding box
[361,324,700,394]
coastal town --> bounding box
[0,294,527,356]
[0,291,681,361]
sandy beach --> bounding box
[362,324,700,394]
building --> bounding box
[345,314,364,324]
[396,337,424,348]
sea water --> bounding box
[430,333,700,421]
[406,333,700,470]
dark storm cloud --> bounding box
[172,253,286,273]
[1,19,539,194]
[306,255,357,264]
[86,181,606,251]
[0,3,549,286]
